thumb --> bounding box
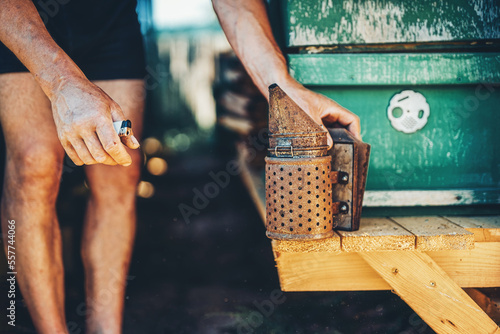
[121,128,140,150]
[326,132,333,149]
[110,104,140,150]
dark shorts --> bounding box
[0,0,145,81]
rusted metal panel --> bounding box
[328,129,371,230]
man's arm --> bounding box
[212,0,361,145]
[0,0,139,166]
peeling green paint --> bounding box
[279,0,500,46]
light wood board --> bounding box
[337,217,415,252]
[359,251,500,334]
[275,242,500,291]
[390,216,474,251]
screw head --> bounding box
[342,175,349,182]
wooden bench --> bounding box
[237,144,500,333]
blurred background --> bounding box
[0,0,456,333]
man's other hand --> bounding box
[50,77,140,166]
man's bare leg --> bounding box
[0,73,68,333]
[81,79,144,334]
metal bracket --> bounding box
[330,171,349,184]
[332,201,349,215]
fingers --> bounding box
[71,138,99,165]
[83,134,117,165]
[61,141,84,166]
[320,106,362,141]
[96,123,132,166]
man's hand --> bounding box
[279,80,361,147]
[51,77,140,166]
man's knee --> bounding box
[7,146,64,192]
[87,155,142,200]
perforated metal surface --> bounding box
[265,156,334,240]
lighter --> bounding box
[113,120,132,137]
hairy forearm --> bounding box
[0,0,85,100]
[213,0,362,142]
[212,0,294,99]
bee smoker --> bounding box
[265,84,370,240]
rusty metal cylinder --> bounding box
[265,156,334,240]
[265,83,336,240]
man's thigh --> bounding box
[0,73,64,166]
[85,79,145,187]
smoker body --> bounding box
[265,84,370,240]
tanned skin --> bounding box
[212,0,362,146]
[0,1,143,333]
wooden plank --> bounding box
[359,251,500,334]
[428,243,500,288]
[288,53,500,86]
[274,242,500,292]
[337,218,415,252]
[274,251,390,291]
[390,216,474,251]
[444,216,500,242]
[272,235,341,254]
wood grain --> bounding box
[359,251,500,334]
[272,234,341,253]
[337,217,415,252]
[275,251,390,291]
[428,243,500,288]
[275,242,500,291]
[391,216,474,251]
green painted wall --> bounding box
[310,85,500,191]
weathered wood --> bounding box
[391,216,474,251]
[337,218,415,252]
[363,190,500,207]
[445,216,500,242]
[288,53,500,86]
[279,0,500,46]
[274,242,500,291]
[271,234,341,253]
[359,251,500,334]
